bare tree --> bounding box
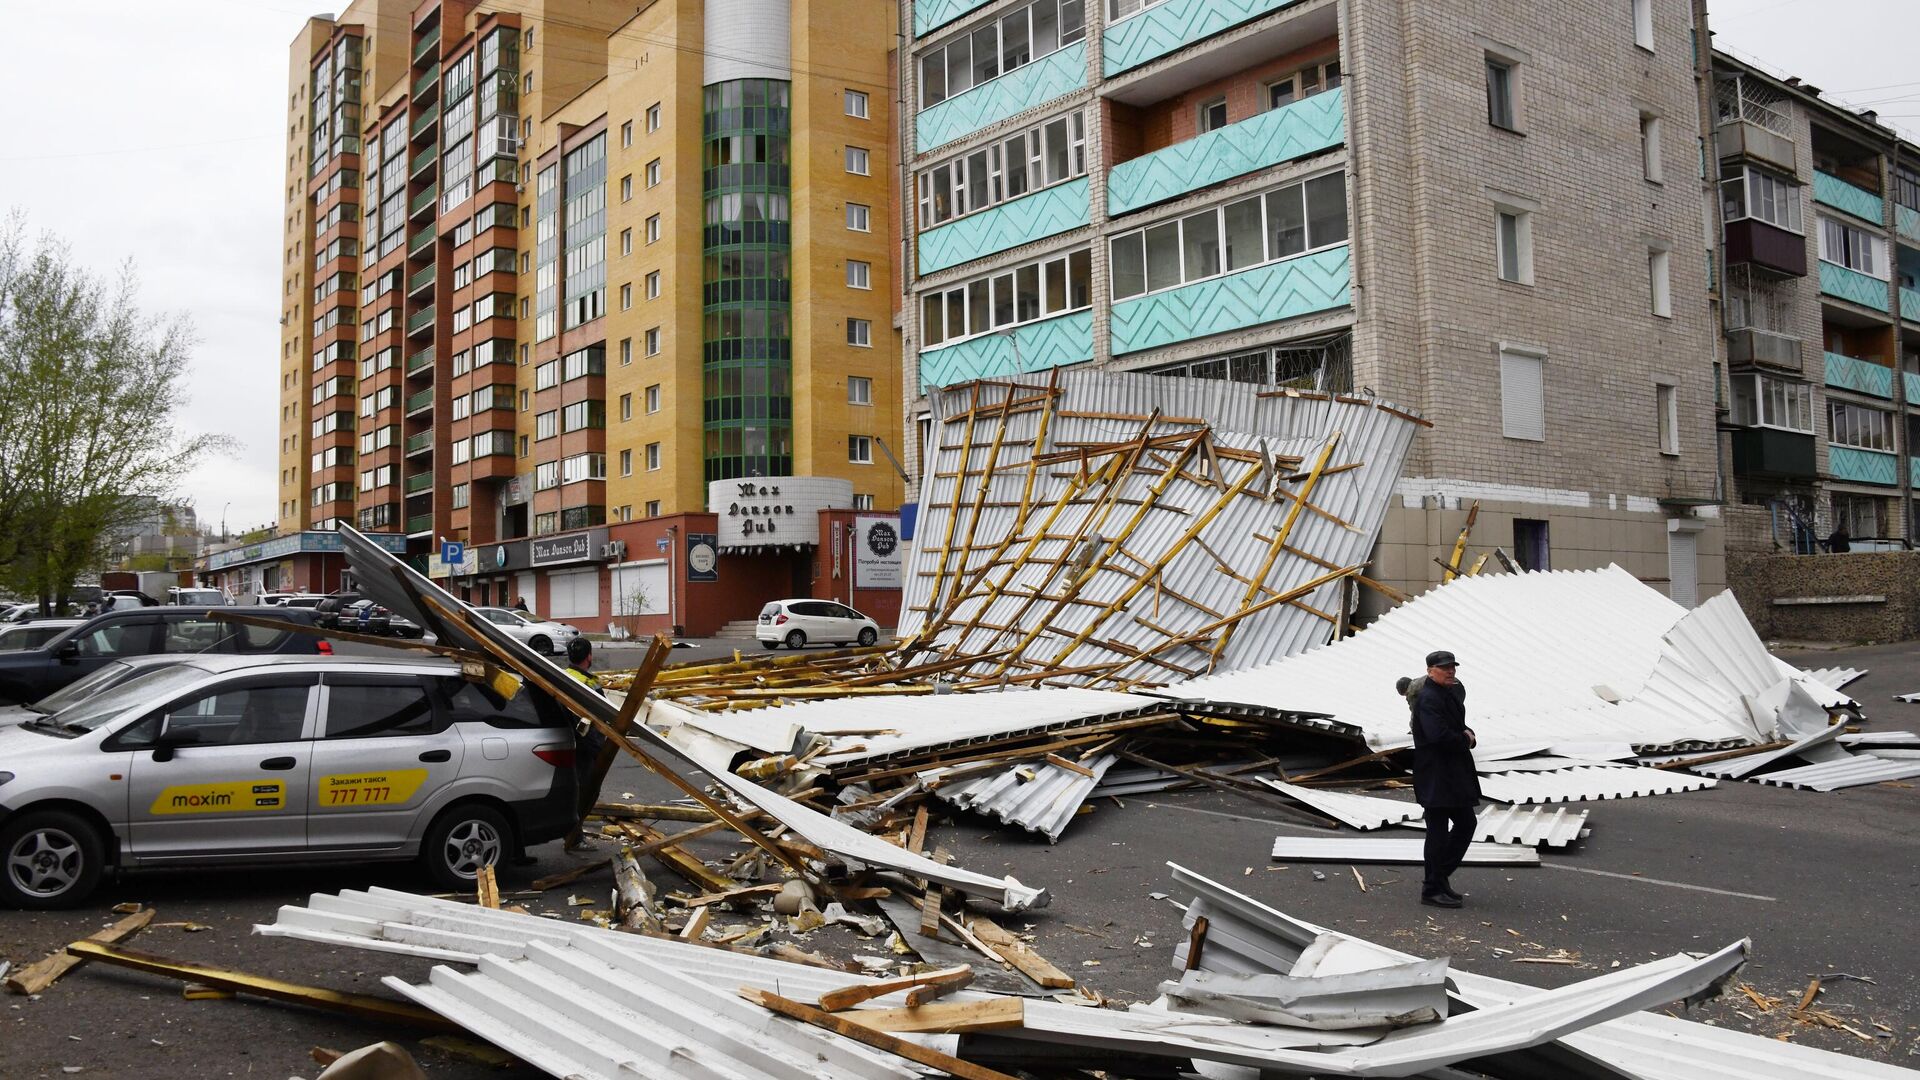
[0,217,229,611]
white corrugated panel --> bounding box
[1269,838,1541,865]
[926,753,1117,842]
[1746,752,1920,791]
[1475,764,1716,803]
[1800,666,1865,691]
[1257,778,1425,830]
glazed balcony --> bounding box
[1108,87,1343,216]
[1722,218,1805,277]
[1109,244,1350,355]
[1730,427,1815,478]
[1724,328,1802,373]
[917,41,1086,153]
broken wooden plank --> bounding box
[678,906,712,940]
[676,882,787,908]
[739,989,1025,1080]
[840,997,1026,1034]
[530,859,612,892]
[817,965,973,1012]
[476,865,501,909]
[64,941,458,1030]
[6,908,154,995]
[966,916,1075,990]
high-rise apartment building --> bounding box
[253,0,903,629]
[895,0,1726,608]
[1708,52,1920,554]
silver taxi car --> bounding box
[0,655,578,908]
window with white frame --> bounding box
[853,494,875,510]
[619,337,632,365]
[1721,166,1802,232]
[1648,248,1671,318]
[1639,114,1662,183]
[620,175,632,202]
[847,203,871,231]
[1499,347,1546,441]
[646,102,660,132]
[844,89,869,118]
[646,158,660,187]
[1265,59,1341,109]
[619,393,632,421]
[1730,372,1813,432]
[847,260,871,289]
[645,442,661,470]
[1818,216,1886,277]
[1486,54,1519,130]
[620,283,632,309]
[645,327,661,355]
[845,146,870,175]
[848,375,872,404]
[1197,97,1227,133]
[916,110,1086,230]
[620,120,632,147]
[562,453,606,484]
[535,410,557,440]
[923,248,1091,346]
[919,0,1087,108]
[1632,0,1654,50]
[1829,400,1894,451]
[849,435,873,463]
[646,384,660,413]
[646,270,660,299]
[1495,206,1533,284]
[619,448,632,476]
[1108,172,1346,301]
[848,318,872,346]
[1657,383,1679,455]
[646,500,661,517]
[534,461,560,491]
[645,214,660,243]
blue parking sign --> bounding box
[441,540,466,565]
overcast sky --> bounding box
[1,0,1914,537]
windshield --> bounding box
[49,664,214,732]
[29,661,137,714]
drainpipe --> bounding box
[1890,142,1913,544]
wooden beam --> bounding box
[738,989,1027,1080]
[676,882,787,908]
[6,908,154,995]
[64,941,459,1031]
[965,916,1075,989]
[476,865,501,909]
[840,997,1026,1034]
[816,965,974,1011]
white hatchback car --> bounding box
[472,607,581,656]
[757,600,881,650]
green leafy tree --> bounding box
[0,217,229,612]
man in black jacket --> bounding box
[1410,650,1478,908]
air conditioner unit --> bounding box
[600,540,627,560]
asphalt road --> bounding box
[3,642,1917,1078]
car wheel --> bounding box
[858,627,878,647]
[784,629,806,649]
[527,634,552,655]
[421,803,512,892]
[761,640,780,650]
[0,810,106,910]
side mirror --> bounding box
[150,728,199,763]
[56,641,80,661]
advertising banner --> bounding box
[854,516,903,589]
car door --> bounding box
[51,619,162,694]
[158,614,242,656]
[306,673,464,852]
[476,608,530,646]
[119,675,318,860]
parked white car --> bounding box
[0,620,85,653]
[756,600,880,650]
[472,607,581,656]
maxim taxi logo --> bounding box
[151,780,285,814]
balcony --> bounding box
[406,307,435,335]
[1908,371,1920,407]
[1819,261,1890,312]
[1829,445,1899,486]
[1902,286,1920,325]
[1912,455,1920,488]
[1813,171,1885,224]
[1722,218,1806,277]
[411,62,440,102]
[1104,0,1308,76]
[1109,244,1350,355]
[1714,78,1796,175]
[405,431,433,455]
[410,102,438,140]
[406,346,435,375]
[918,178,1090,275]
[407,263,436,296]
[1108,87,1344,216]
[1823,351,1894,399]
[408,224,435,256]
[914,0,991,36]
[405,388,434,414]
[410,184,438,219]
[1725,327,1802,372]
[410,142,437,179]
[412,27,439,64]
[916,41,1086,153]
[406,513,434,535]
[919,310,1094,390]
[1730,427,1816,478]
[1898,204,1920,246]
[405,471,433,495]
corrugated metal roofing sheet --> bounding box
[926,753,1117,841]
[1269,837,1541,865]
[1799,666,1865,691]
[1163,571,1830,752]
[1745,753,1920,790]
[1474,764,1717,804]
[1255,783,1588,847]
[1689,721,1849,780]
[1257,778,1425,830]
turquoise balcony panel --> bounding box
[1107,88,1343,216]
[1819,261,1890,311]
[1906,371,1920,407]
[914,0,993,37]
[1108,244,1349,355]
[918,310,1093,389]
[1104,0,1307,76]
[1812,170,1884,224]
[916,42,1086,154]
[1823,352,1894,399]
[917,178,1089,275]
[1902,286,1920,324]
[1828,445,1898,486]
[1912,455,1920,489]
[1898,203,1920,245]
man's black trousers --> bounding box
[1422,805,1477,895]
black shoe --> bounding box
[1420,892,1463,908]
[1439,884,1463,900]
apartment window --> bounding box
[646,271,660,299]
[1648,249,1672,318]
[534,461,560,491]
[646,103,661,132]
[918,0,1087,107]
[620,120,633,147]
[848,318,872,347]
[845,146,870,175]
[1632,0,1654,50]
[619,449,632,476]
[645,500,661,517]
[1657,383,1679,455]
[847,260,872,289]
[645,215,661,243]
[1639,114,1662,183]
[1495,207,1533,285]
[645,159,661,187]
[620,337,633,365]
[1722,166,1803,233]
[1265,59,1341,108]
[524,72,533,94]
[847,203,871,231]
[1730,373,1813,432]
[853,494,875,510]
[849,435,873,463]
[1819,216,1886,277]
[524,27,534,48]
[1513,519,1551,572]
[619,393,633,421]
[1108,172,1346,301]
[620,228,633,255]
[1499,346,1546,441]
[926,248,1093,345]
[536,410,557,440]
[1485,55,1518,131]
[645,328,661,355]
[646,385,661,413]
[1830,401,1895,452]
[848,375,873,405]
[845,89,869,118]
[620,283,633,310]
[645,442,661,470]
[1197,97,1228,133]
[916,110,1087,229]
[519,434,530,457]
[562,400,604,432]
[620,175,633,202]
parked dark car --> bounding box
[313,592,366,631]
[0,607,328,706]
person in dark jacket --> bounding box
[1410,650,1478,908]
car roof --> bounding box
[151,653,464,676]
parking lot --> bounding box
[2,640,1916,1078]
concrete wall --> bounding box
[1727,549,1920,643]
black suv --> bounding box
[0,607,327,705]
